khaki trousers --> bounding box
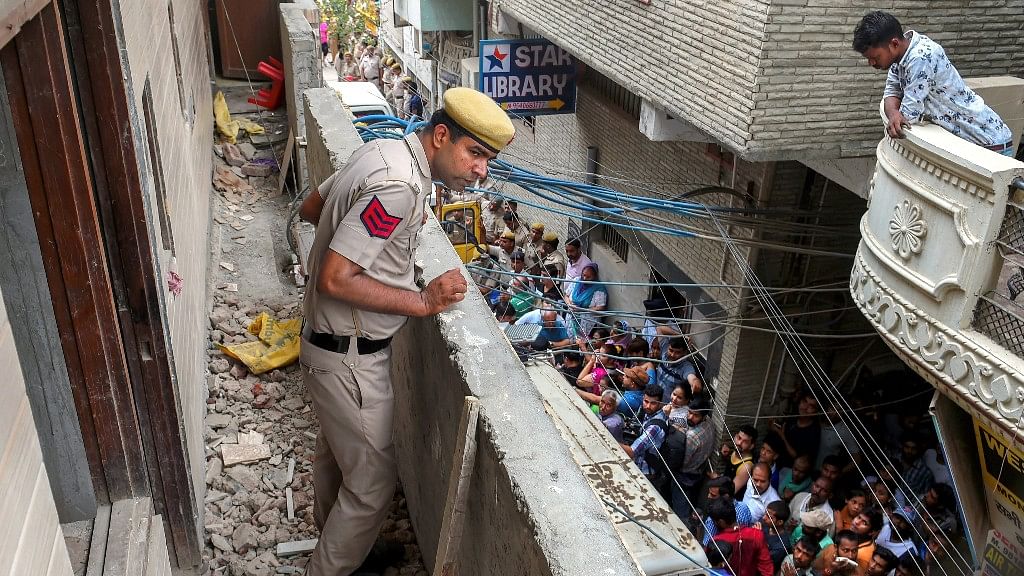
[300,337,397,576]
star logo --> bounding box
[360,196,403,240]
[485,44,510,72]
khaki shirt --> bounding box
[542,250,567,278]
[359,54,380,80]
[303,134,431,340]
[524,238,543,271]
[482,208,505,243]
[336,59,360,79]
[505,223,530,248]
[481,245,513,288]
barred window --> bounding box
[581,68,640,120]
[598,223,629,262]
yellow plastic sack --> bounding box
[213,91,240,143]
[238,118,265,135]
[218,313,301,374]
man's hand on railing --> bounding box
[886,109,911,139]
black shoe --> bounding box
[357,540,405,573]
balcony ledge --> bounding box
[851,105,1024,439]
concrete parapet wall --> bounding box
[281,5,322,142]
[302,88,643,576]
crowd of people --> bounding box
[322,29,425,120]
[456,197,966,576]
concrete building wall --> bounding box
[0,285,75,576]
[281,4,322,141]
[119,0,214,517]
[302,87,644,576]
[496,0,1024,160]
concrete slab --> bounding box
[528,361,706,575]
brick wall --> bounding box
[495,0,1024,160]
[0,286,75,575]
[496,0,768,155]
[751,0,1024,159]
[119,0,214,524]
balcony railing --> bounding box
[849,105,1024,439]
[973,199,1024,358]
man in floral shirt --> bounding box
[853,11,1014,156]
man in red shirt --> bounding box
[710,498,774,576]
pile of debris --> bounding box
[202,104,427,575]
[202,295,428,576]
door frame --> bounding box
[1,0,201,568]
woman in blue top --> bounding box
[565,263,607,339]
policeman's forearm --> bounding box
[318,272,428,317]
[299,190,325,224]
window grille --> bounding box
[599,223,629,262]
[581,69,640,120]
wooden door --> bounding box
[216,0,282,79]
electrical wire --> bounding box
[705,207,973,576]
[354,108,963,571]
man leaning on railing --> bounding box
[852,10,1015,157]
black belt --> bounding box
[306,331,392,355]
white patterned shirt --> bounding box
[884,31,1012,147]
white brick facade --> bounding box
[121,0,214,518]
[496,0,1024,160]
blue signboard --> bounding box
[479,39,577,116]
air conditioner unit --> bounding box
[460,57,479,90]
[639,99,714,143]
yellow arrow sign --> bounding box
[548,98,565,110]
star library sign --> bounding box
[479,39,577,116]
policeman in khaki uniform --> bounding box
[524,222,545,273]
[298,87,515,576]
[540,232,567,279]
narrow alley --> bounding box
[0,2,1022,576]
[199,80,426,576]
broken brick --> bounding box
[223,143,247,167]
[241,161,273,178]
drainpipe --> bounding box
[472,0,481,55]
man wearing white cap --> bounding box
[298,87,515,575]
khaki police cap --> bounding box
[530,222,545,231]
[500,230,516,240]
[542,232,558,242]
[442,87,515,153]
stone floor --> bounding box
[200,96,426,576]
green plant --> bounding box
[319,0,358,45]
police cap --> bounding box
[442,87,515,153]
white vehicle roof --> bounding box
[327,80,394,118]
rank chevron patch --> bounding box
[359,195,403,239]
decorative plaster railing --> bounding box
[850,105,1024,439]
